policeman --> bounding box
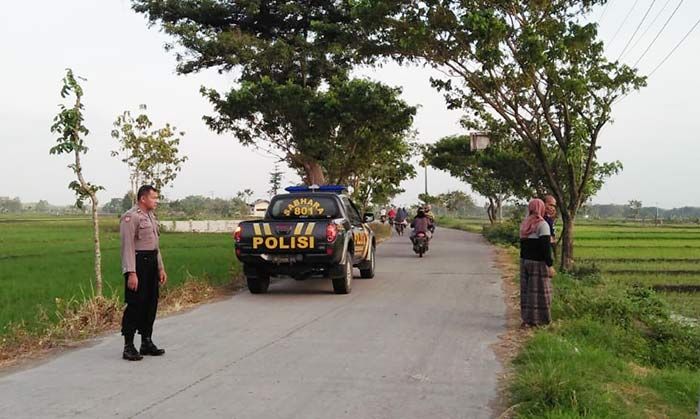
[120,185,168,361]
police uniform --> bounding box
[120,205,165,359]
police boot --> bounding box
[123,335,143,361]
[140,337,165,356]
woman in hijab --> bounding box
[519,198,555,328]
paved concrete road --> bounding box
[0,228,505,419]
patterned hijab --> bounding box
[520,199,546,238]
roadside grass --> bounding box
[468,220,700,417]
[657,292,700,320]
[509,272,700,418]
[603,272,700,286]
[575,247,700,260]
[591,260,700,272]
[0,217,241,335]
[435,216,487,233]
[369,222,392,242]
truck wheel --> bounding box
[332,252,353,294]
[247,272,270,294]
[292,272,311,281]
[359,245,376,279]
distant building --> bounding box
[250,199,270,217]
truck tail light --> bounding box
[234,226,242,243]
[326,223,338,243]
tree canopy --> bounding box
[132,1,415,194]
[352,0,645,267]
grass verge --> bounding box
[369,222,393,243]
[495,254,700,417]
[435,216,487,233]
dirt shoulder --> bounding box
[489,246,532,419]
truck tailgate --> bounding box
[238,220,326,253]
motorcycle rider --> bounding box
[397,207,408,223]
[410,208,432,244]
[380,207,387,223]
[423,204,436,233]
[387,206,397,225]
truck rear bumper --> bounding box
[238,252,343,277]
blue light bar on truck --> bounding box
[284,185,348,194]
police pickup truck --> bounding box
[233,185,376,294]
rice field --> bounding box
[0,216,241,334]
[575,223,700,318]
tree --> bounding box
[237,189,254,204]
[164,193,254,218]
[425,133,539,223]
[268,165,283,198]
[102,198,123,214]
[35,200,51,213]
[351,151,416,212]
[439,191,477,216]
[121,192,135,213]
[348,133,416,211]
[0,197,22,213]
[319,80,417,186]
[418,193,442,206]
[111,105,187,204]
[49,69,104,296]
[627,200,643,220]
[131,2,416,190]
[354,1,645,269]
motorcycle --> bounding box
[412,232,430,257]
[395,219,407,236]
[380,214,387,224]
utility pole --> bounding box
[655,201,659,225]
[424,164,428,195]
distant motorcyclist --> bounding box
[396,207,408,223]
[424,204,435,223]
[388,206,397,225]
[420,204,436,233]
[410,208,432,244]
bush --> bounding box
[482,221,520,246]
[569,262,602,283]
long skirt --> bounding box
[520,258,553,325]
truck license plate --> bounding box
[271,255,294,264]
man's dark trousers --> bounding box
[121,250,159,338]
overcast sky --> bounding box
[1,1,698,209]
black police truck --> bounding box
[233,185,376,294]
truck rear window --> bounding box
[268,196,340,220]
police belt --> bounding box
[135,250,158,255]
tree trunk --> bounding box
[130,174,139,206]
[90,194,103,297]
[74,149,103,297]
[559,213,575,271]
[486,198,496,224]
[302,160,326,185]
[495,197,503,223]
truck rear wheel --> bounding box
[359,245,376,279]
[247,271,270,294]
[332,252,353,294]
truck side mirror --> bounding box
[363,213,375,223]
